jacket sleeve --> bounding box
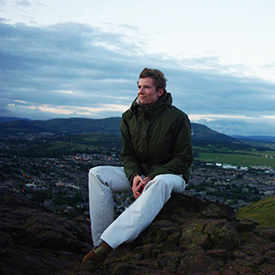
[120,113,142,183]
[148,114,193,182]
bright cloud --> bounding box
[7,100,129,118]
[190,114,252,122]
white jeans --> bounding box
[88,166,186,249]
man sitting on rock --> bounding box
[83,68,193,266]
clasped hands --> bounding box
[132,175,152,199]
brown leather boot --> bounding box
[82,242,113,267]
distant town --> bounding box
[1,128,275,220]
[1,149,274,220]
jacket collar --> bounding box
[130,91,172,116]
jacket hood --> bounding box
[130,90,173,115]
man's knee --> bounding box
[153,174,171,184]
[148,174,185,192]
[89,166,107,178]
[88,166,107,189]
[155,174,183,183]
[145,174,169,190]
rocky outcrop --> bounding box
[0,196,92,275]
[1,194,275,275]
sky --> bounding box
[1,0,275,136]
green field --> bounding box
[236,196,275,230]
[196,152,275,168]
[194,145,275,168]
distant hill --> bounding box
[0,117,237,144]
[236,196,275,230]
[0,117,122,135]
[0,117,31,124]
[191,123,235,143]
[232,135,275,143]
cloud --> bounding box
[202,118,275,137]
[0,22,139,102]
[17,0,31,7]
[0,18,8,22]
[0,0,7,8]
[1,21,275,135]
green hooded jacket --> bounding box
[120,91,193,184]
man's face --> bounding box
[137,77,164,105]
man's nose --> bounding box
[138,87,144,93]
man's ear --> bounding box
[157,88,164,97]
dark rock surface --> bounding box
[1,194,275,275]
[0,196,92,275]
